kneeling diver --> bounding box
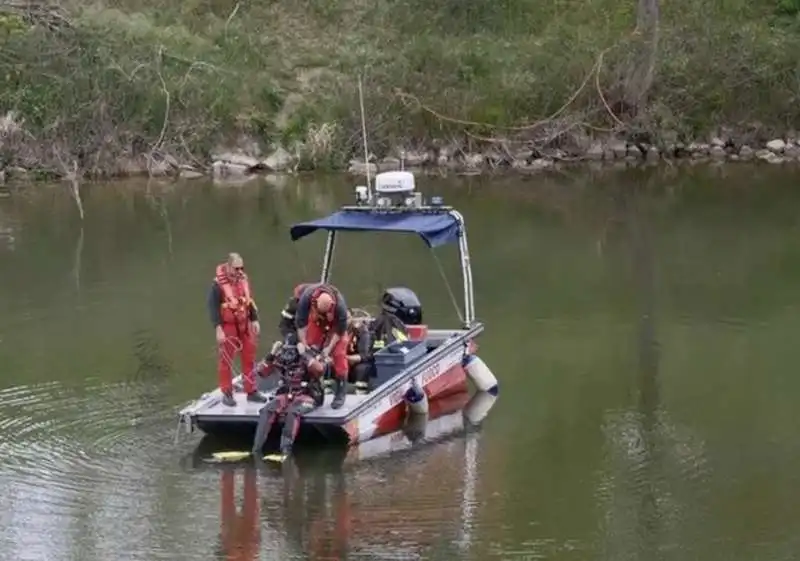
[251,336,326,459]
[346,305,410,392]
[345,312,373,394]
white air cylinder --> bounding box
[462,355,498,395]
[463,391,498,426]
[404,382,429,415]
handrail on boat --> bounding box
[331,322,485,424]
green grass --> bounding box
[1,0,800,174]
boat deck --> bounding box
[179,328,482,428]
[193,387,370,423]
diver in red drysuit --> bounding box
[294,283,350,409]
[208,253,267,406]
[251,337,327,457]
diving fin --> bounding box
[207,451,251,463]
[263,453,288,463]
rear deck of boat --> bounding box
[194,380,373,425]
[179,327,480,434]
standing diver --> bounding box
[251,335,326,461]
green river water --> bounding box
[1,165,799,561]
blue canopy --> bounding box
[289,210,461,248]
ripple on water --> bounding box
[0,378,189,559]
[0,378,179,488]
[0,380,506,560]
[594,407,714,558]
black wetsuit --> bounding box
[278,294,300,340]
[347,323,373,387]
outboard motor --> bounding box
[381,287,423,325]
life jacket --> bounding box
[295,282,339,327]
[215,264,253,326]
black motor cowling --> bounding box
[381,287,423,325]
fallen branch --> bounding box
[147,45,171,178]
[53,146,83,220]
[595,51,626,128]
[224,1,240,39]
[394,46,604,133]
[391,26,650,145]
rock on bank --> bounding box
[346,132,800,176]
[3,121,800,184]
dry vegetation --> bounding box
[1,0,800,176]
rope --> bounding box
[216,336,256,387]
[431,249,465,325]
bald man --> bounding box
[294,282,350,409]
[209,253,266,406]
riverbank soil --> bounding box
[2,0,800,181]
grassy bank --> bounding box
[2,0,800,176]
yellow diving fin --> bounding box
[263,453,288,463]
[208,451,251,462]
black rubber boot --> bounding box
[247,391,267,403]
[252,407,273,456]
[279,436,293,457]
[221,392,236,407]
[331,379,347,409]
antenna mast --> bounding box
[357,74,372,202]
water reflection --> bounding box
[205,391,496,560]
[628,175,663,561]
[144,179,174,260]
[0,191,18,252]
[217,467,261,561]
[597,180,712,560]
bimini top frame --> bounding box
[289,204,476,327]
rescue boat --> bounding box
[176,170,499,447]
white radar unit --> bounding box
[352,170,431,208]
[374,171,415,195]
[373,171,421,208]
